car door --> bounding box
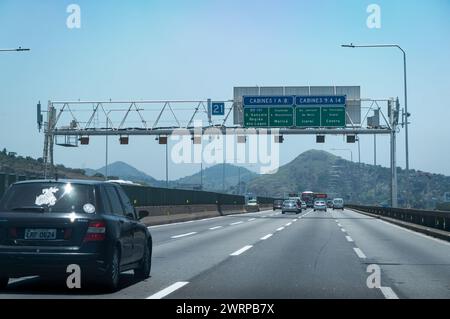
[104,185,134,265]
[116,186,145,263]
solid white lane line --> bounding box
[248,218,256,221]
[147,282,189,299]
[230,245,253,256]
[230,221,243,226]
[276,227,285,231]
[9,276,38,284]
[170,232,197,239]
[209,226,223,230]
[341,228,347,232]
[285,222,292,227]
[148,209,272,229]
[377,219,450,247]
[353,247,367,259]
[380,286,399,299]
[148,216,224,228]
[345,236,354,242]
[260,234,273,240]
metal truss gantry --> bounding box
[41,97,400,206]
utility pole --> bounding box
[389,98,399,207]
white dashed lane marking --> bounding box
[260,234,273,240]
[170,232,197,239]
[230,245,253,256]
[147,282,189,299]
[353,247,367,259]
[230,221,243,226]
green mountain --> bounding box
[246,150,450,209]
[0,148,92,179]
[174,164,257,193]
[87,161,163,187]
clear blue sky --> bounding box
[0,0,449,179]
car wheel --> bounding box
[102,246,120,291]
[0,276,9,290]
[135,243,152,279]
[282,211,285,214]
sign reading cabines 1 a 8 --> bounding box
[296,95,346,127]
[243,96,294,127]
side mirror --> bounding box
[138,210,149,220]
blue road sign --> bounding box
[296,95,346,106]
[243,96,294,106]
[211,102,225,115]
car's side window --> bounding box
[99,186,112,213]
[105,185,125,217]
[116,186,135,219]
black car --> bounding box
[273,199,283,210]
[0,179,152,291]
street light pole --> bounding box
[166,141,169,188]
[341,43,409,205]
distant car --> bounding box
[326,200,333,208]
[245,199,260,212]
[332,198,344,210]
[282,200,301,214]
[273,199,284,210]
[313,200,327,212]
[300,201,307,209]
[0,179,153,291]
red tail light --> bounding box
[83,221,106,242]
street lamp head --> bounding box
[341,43,355,48]
[16,47,30,51]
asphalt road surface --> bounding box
[1,208,449,299]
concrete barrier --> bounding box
[138,203,273,226]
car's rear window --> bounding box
[0,182,96,214]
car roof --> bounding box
[13,179,117,186]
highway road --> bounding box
[0,208,449,299]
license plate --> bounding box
[24,228,57,240]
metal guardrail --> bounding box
[347,204,449,232]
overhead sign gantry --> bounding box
[38,85,401,207]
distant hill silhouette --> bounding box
[246,150,450,209]
[174,163,257,193]
[87,161,163,186]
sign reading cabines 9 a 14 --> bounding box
[296,95,346,127]
[243,96,294,127]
